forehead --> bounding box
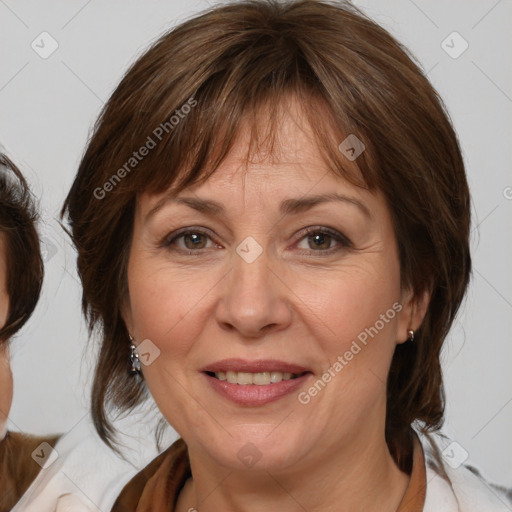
[139,97,367,215]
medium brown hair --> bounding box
[0,153,44,341]
[61,0,471,465]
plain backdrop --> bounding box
[1,0,511,487]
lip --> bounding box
[200,358,310,374]
[203,372,312,406]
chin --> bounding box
[205,425,311,472]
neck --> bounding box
[176,425,410,512]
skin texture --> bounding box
[0,233,13,441]
[123,96,429,512]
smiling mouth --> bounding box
[205,370,308,385]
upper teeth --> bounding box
[215,371,298,385]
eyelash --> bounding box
[161,226,352,257]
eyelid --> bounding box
[160,226,217,249]
[290,226,353,257]
[295,225,353,249]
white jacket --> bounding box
[419,430,512,511]
[11,423,511,511]
[11,409,176,512]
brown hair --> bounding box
[61,0,471,465]
[0,153,44,341]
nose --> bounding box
[215,245,293,338]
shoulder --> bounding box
[111,437,189,512]
[1,430,60,452]
[0,431,61,512]
[10,414,164,512]
[0,430,61,479]
[415,429,512,512]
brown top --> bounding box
[112,432,426,512]
[0,430,61,512]
[397,432,427,511]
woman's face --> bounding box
[0,233,13,440]
[124,98,424,472]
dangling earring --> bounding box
[407,329,415,342]
[129,334,141,375]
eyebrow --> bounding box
[145,192,371,223]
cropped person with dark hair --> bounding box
[0,153,60,512]
[61,1,511,510]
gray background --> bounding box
[1,0,511,487]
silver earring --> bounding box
[407,329,415,342]
[129,335,141,375]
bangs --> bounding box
[105,34,376,203]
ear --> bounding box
[396,286,431,344]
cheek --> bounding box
[296,259,401,346]
[127,258,217,363]
[126,262,213,434]
[291,258,402,410]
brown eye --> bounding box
[163,228,217,252]
[295,227,352,255]
[307,232,332,250]
[182,232,208,250]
